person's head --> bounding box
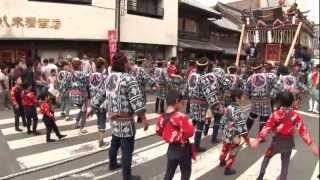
[135,56,145,66]
[60,60,70,70]
[252,63,263,73]
[291,63,301,72]
[189,60,196,67]
[196,57,209,73]
[111,52,129,73]
[278,91,294,108]
[166,89,184,111]
[50,69,57,76]
[95,57,106,70]
[14,76,22,86]
[71,57,82,71]
[170,57,177,65]
[26,59,34,68]
[156,60,164,68]
[82,54,88,60]
[65,55,72,62]
[58,57,64,62]
[49,58,54,64]
[43,58,49,65]
[0,64,5,72]
[277,65,290,76]
[22,82,32,91]
[227,66,237,74]
[230,89,245,104]
[39,91,49,102]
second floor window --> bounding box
[127,0,164,19]
[185,19,198,33]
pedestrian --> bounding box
[57,60,72,121]
[22,82,40,135]
[153,60,167,114]
[307,62,319,113]
[0,64,11,110]
[69,57,89,134]
[89,57,109,147]
[156,89,195,180]
[39,92,67,142]
[88,52,149,180]
[45,58,58,77]
[245,63,277,136]
[10,76,26,131]
[48,69,59,106]
[22,59,35,89]
[219,89,250,176]
[251,91,319,180]
[224,66,242,108]
[188,57,220,152]
[186,60,197,114]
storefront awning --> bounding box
[178,39,223,52]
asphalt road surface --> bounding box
[0,95,318,180]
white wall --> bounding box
[120,0,178,46]
[0,0,116,40]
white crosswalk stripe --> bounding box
[237,150,297,180]
[311,161,319,180]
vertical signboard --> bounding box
[108,30,117,64]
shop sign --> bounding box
[108,30,117,64]
[0,15,61,30]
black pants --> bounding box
[109,135,135,180]
[42,116,62,141]
[194,121,204,148]
[13,105,26,129]
[211,112,223,143]
[155,97,165,113]
[164,144,192,180]
[246,113,269,132]
[24,106,38,132]
[186,98,191,114]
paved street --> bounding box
[0,95,318,180]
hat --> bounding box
[196,57,209,66]
[136,58,146,62]
[290,63,302,67]
[155,60,165,63]
[227,66,237,73]
[251,63,263,70]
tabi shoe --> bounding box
[196,146,207,153]
[219,160,226,167]
[130,175,142,180]
[109,163,121,171]
[15,128,23,132]
[60,112,66,117]
[224,168,237,176]
[65,116,72,121]
[47,139,57,143]
[33,131,41,136]
[58,135,67,140]
[79,129,88,135]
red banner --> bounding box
[108,30,117,64]
[265,44,281,62]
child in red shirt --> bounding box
[156,90,195,180]
[251,91,319,180]
[22,82,39,135]
[39,92,67,142]
[10,76,26,131]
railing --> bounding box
[127,0,164,18]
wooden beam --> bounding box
[236,24,246,67]
[284,21,303,66]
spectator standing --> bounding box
[0,65,11,110]
[10,76,26,131]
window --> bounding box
[29,0,91,5]
[127,0,164,19]
[178,18,184,31]
[185,19,198,33]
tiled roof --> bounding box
[178,39,223,52]
[226,0,259,11]
[180,0,221,17]
[214,2,244,25]
[211,17,241,32]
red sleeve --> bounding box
[10,87,18,106]
[41,103,54,119]
[256,112,277,142]
[27,92,37,105]
[294,113,313,145]
[180,115,195,139]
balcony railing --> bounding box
[127,0,164,19]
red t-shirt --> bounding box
[39,101,54,119]
[22,90,37,107]
[167,64,177,78]
[257,108,313,145]
[156,111,194,144]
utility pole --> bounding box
[115,0,121,49]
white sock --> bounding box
[313,101,319,112]
[308,99,313,111]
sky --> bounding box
[196,0,319,23]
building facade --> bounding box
[0,0,178,67]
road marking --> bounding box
[237,150,297,180]
[173,140,251,180]
[16,124,157,169]
[8,113,159,150]
[94,141,168,180]
[0,109,80,126]
[1,116,97,136]
[311,161,319,180]
[295,110,319,118]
